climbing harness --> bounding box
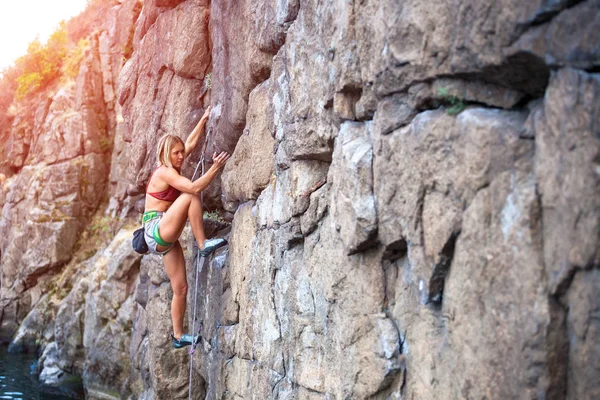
[188,122,212,400]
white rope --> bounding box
[191,125,212,182]
[188,252,203,400]
[188,121,211,400]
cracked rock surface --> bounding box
[1,0,598,399]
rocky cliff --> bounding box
[0,0,144,397]
[1,0,599,399]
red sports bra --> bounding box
[146,167,181,202]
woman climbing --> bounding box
[143,106,230,348]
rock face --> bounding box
[117,0,212,200]
[120,0,599,399]
[0,47,111,302]
[1,0,598,399]
[10,228,143,398]
[0,0,143,397]
[167,1,597,399]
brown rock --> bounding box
[299,183,329,236]
[1,153,107,291]
[374,93,416,135]
[208,0,282,149]
[431,78,525,109]
[155,0,186,7]
[203,0,295,206]
[433,171,554,399]
[119,0,211,195]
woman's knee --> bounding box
[173,281,188,297]
[178,192,194,205]
[188,193,201,205]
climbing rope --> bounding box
[188,252,204,400]
[188,119,212,400]
[191,124,212,183]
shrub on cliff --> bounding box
[62,38,90,81]
[14,23,69,99]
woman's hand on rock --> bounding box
[201,105,211,121]
[212,151,230,170]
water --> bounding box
[0,346,81,400]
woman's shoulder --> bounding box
[154,165,180,179]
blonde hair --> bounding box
[156,134,185,168]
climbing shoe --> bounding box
[199,238,227,257]
[171,333,200,349]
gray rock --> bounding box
[565,269,600,400]
[509,0,600,71]
[221,80,276,211]
[533,68,600,294]
[330,121,377,255]
[299,183,329,236]
[3,0,599,399]
[8,294,51,352]
[39,342,84,395]
[256,160,329,228]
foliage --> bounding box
[436,87,467,116]
[2,0,134,108]
[204,72,213,91]
[204,209,226,223]
[14,23,69,99]
[100,137,112,154]
[62,38,90,81]
[80,214,121,249]
[0,66,19,106]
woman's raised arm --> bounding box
[184,106,211,157]
[160,151,230,195]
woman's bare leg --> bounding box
[163,241,187,339]
[187,193,207,249]
[157,193,207,250]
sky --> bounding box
[0,0,89,70]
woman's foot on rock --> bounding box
[199,238,227,256]
[171,333,200,349]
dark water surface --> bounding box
[0,346,80,400]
